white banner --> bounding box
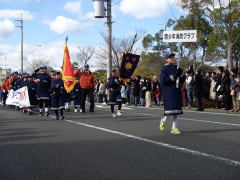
[163,30,197,42]
[6,86,31,108]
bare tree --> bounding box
[95,29,146,71]
[24,59,54,74]
[74,46,95,68]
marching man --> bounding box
[106,69,123,118]
[35,66,51,116]
[51,72,66,120]
[159,53,184,135]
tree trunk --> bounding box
[227,42,233,71]
[201,47,206,65]
[193,45,197,63]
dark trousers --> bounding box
[196,95,202,111]
[111,102,122,113]
[39,99,50,108]
[3,91,8,106]
[81,88,94,111]
[224,91,232,110]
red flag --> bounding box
[62,43,76,93]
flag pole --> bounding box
[65,36,68,44]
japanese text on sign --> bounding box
[163,30,197,43]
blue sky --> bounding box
[0,0,183,71]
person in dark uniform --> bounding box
[11,72,19,91]
[214,66,224,108]
[27,75,37,115]
[159,53,184,135]
[71,80,81,112]
[19,74,29,113]
[194,69,204,111]
[35,66,51,116]
[106,69,123,118]
[20,74,29,88]
[51,71,66,120]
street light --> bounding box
[93,0,112,78]
[93,0,105,18]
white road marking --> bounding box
[96,104,132,110]
[181,118,240,127]
[63,119,240,167]
[124,105,240,117]
[96,105,108,109]
[133,113,240,127]
[122,107,132,110]
[184,110,240,117]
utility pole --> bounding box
[93,0,112,78]
[15,13,23,73]
[106,0,112,78]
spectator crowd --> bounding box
[94,65,240,112]
[1,65,240,115]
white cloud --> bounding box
[63,1,81,14]
[0,19,15,40]
[43,16,82,34]
[0,9,34,20]
[119,0,176,19]
[0,42,98,72]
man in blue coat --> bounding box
[51,71,66,120]
[35,66,51,116]
[27,75,37,115]
[159,53,184,135]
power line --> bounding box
[27,0,49,12]
[112,1,121,7]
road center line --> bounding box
[133,113,240,127]
[63,118,240,167]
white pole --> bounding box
[177,42,181,68]
[106,0,112,79]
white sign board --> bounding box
[6,86,30,108]
[163,30,197,43]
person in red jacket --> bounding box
[155,85,161,106]
[1,77,9,106]
[74,64,95,113]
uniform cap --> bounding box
[110,68,116,73]
[165,53,175,59]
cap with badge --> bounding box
[165,53,175,59]
[54,71,61,75]
[40,66,47,70]
[110,68,116,73]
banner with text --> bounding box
[6,86,31,107]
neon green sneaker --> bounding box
[159,118,166,131]
[171,128,181,135]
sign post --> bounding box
[162,30,197,67]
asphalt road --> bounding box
[0,104,240,180]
